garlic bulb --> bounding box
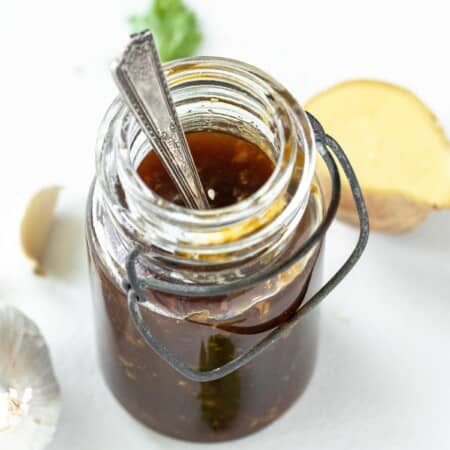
[0,305,61,450]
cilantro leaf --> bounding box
[129,0,202,62]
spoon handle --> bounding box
[112,30,210,209]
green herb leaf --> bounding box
[129,0,202,62]
[198,335,241,431]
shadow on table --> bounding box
[44,212,86,280]
[384,210,450,253]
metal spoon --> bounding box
[111,30,210,209]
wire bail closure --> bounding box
[123,112,370,383]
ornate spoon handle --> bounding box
[112,30,209,209]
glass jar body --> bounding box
[87,57,326,442]
[87,198,323,442]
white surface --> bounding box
[1,0,449,449]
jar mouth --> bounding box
[97,56,316,263]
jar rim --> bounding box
[97,56,317,259]
[127,56,316,220]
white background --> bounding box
[1,0,449,449]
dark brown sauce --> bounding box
[137,131,274,208]
[88,130,322,442]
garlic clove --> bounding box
[0,305,61,450]
[20,186,61,274]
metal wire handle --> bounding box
[123,113,370,383]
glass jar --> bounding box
[86,57,368,442]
